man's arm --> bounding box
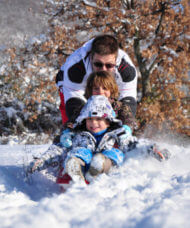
[55,59,87,124]
[65,97,86,123]
[117,50,138,117]
[56,70,64,87]
[121,96,137,116]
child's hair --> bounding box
[85,71,119,99]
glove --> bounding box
[122,125,132,137]
[26,159,44,174]
[148,144,171,161]
[116,125,134,152]
[60,129,75,148]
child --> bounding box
[63,95,132,182]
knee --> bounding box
[102,148,124,166]
[67,147,93,165]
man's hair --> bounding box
[91,34,119,57]
[85,71,119,99]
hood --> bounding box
[74,95,122,127]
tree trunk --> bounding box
[133,36,151,98]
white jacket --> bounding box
[56,39,137,104]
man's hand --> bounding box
[27,159,43,174]
[148,144,171,161]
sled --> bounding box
[56,167,89,192]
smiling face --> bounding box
[91,53,116,73]
[86,116,110,133]
[92,85,111,98]
[85,71,119,100]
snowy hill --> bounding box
[0,139,190,228]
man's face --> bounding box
[86,117,110,133]
[91,53,116,72]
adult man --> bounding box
[56,34,137,124]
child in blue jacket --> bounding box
[63,95,132,182]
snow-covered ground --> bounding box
[0,139,190,228]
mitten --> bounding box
[60,129,75,148]
[116,125,134,151]
[122,125,132,137]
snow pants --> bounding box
[67,147,124,166]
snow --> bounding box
[0,139,190,228]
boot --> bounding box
[65,157,85,182]
[89,153,112,176]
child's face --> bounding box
[86,117,110,133]
[92,85,111,98]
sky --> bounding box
[0,137,190,228]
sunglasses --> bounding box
[93,61,116,69]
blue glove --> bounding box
[122,125,132,137]
[115,125,132,143]
[60,129,74,148]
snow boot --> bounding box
[65,157,86,182]
[88,153,112,176]
[148,144,171,161]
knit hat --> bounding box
[74,95,122,126]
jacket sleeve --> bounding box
[27,145,65,173]
[116,49,138,114]
[120,97,137,117]
[57,40,93,103]
[111,127,133,152]
[55,70,64,88]
[65,97,86,122]
[112,99,137,130]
